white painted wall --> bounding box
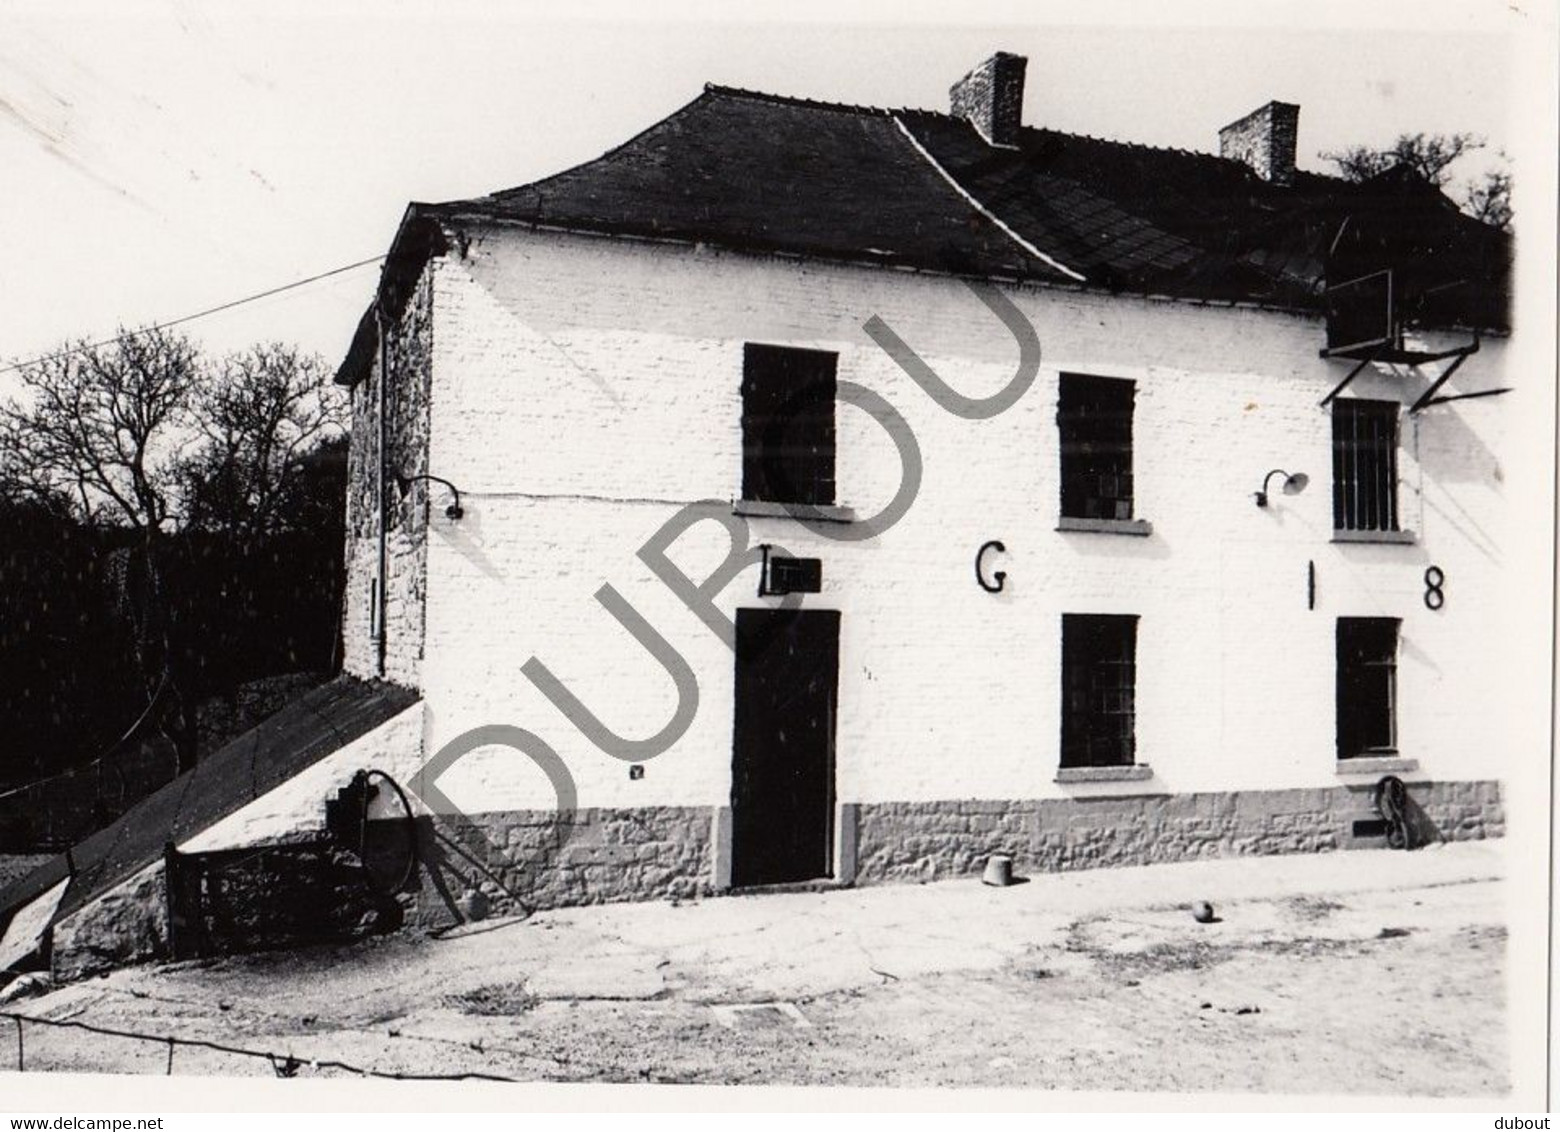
[363,227,1536,817]
[180,704,426,853]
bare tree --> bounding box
[1,331,348,787]
[1462,166,1513,232]
[0,327,201,770]
[1322,131,1513,232]
[0,327,197,530]
[180,343,345,548]
[1321,131,1484,186]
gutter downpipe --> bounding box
[374,303,390,679]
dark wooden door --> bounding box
[731,608,839,887]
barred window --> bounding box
[1061,614,1138,768]
[1059,374,1135,521]
[1332,399,1399,532]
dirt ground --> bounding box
[4,842,1507,1096]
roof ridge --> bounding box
[1023,122,1223,164]
[890,106,1212,162]
[703,82,902,118]
[707,87,1344,182]
[1018,122,1356,186]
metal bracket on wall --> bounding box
[1319,346,1380,407]
[1407,338,1510,413]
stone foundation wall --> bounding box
[51,863,169,983]
[408,805,716,925]
[853,780,1504,884]
[405,780,1501,921]
[172,844,404,959]
[42,781,1504,976]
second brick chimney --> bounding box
[950,52,1027,147]
[1219,101,1300,185]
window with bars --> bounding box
[741,344,837,507]
[1332,399,1399,532]
[1336,617,1399,758]
[1058,374,1135,521]
[1060,614,1138,768]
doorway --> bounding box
[730,607,839,887]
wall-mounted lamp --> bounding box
[393,472,465,520]
[1253,468,1308,508]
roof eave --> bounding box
[333,204,452,387]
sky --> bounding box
[0,0,1542,398]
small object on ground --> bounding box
[1192,900,1217,923]
[457,886,490,922]
[982,854,1015,887]
[1377,926,1412,939]
[0,972,50,1004]
[1199,1002,1213,1009]
[1235,1005,1262,1015]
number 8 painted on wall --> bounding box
[1424,565,1445,611]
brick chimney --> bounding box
[950,52,1027,147]
[1219,101,1300,185]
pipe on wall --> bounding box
[374,305,389,678]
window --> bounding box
[1337,617,1398,758]
[1058,374,1135,521]
[1332,399,1399,532]
[741,344,836,507]
[1060,614,1137,768]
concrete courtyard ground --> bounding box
[5,841,1506,1096]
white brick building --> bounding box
[324,52,1519,913]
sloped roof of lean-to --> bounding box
[0,676,420,958]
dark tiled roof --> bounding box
[0,677,419,957]
[908,112,1510,327]
[337,84,1510,385]
[434,86,1064,284]
[897,110,1336,305]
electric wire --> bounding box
[0,674,170,806]
[0,256,386,376]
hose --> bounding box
[1374,775,1413,850]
